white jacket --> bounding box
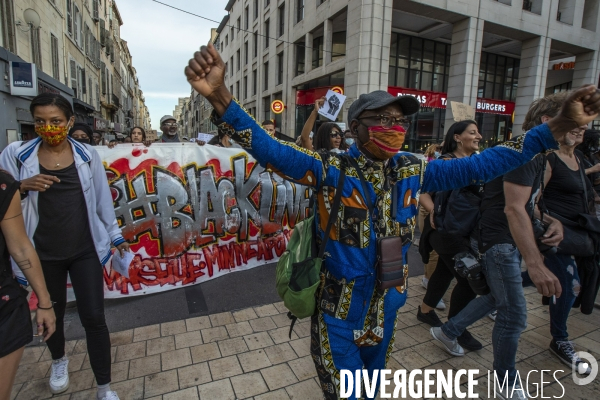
[0,137,125,285]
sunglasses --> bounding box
[330,131,342,138]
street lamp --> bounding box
[16,8,41,32]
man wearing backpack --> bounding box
[184,44,600,400]
[430,92,580,400]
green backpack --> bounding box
[276,157,347,323]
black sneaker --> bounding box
[549,339,591,375]
[457,329,483,351]
[417,306,443,327]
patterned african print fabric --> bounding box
[211,98,560,399]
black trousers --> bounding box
[41,251,111,385]
[422,231,477,319]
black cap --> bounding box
[347,90,420,125]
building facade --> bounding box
[0,0,150,148]
[215,0,600,151]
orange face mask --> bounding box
[362,126,406,160]
[35,125,69,146]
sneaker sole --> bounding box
[435,304,446,311]
[430,327,464,357]
[50,378,70,394]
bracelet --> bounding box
[37,301,56,310]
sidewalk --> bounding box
[11,276,600,400]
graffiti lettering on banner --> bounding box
[98,144,311,298]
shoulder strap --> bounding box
[546,152,558,170]
[575,154,591,214]
[318,156,347,259]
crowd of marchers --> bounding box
[0,41,599,400]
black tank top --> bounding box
[544,152,593,221]
[34,163,95,260]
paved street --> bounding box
[11,274,600,400]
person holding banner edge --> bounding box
[185,43,600,400]
[0,93,129,400]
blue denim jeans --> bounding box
[522,253,580,341]
[441,242,528,383]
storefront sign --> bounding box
[387,87,447,109]
[271,100,285,114]
[387,86,514,116]
[94,144,309,298]
[331,86,344,95]
[552,62,575,70]
[94,118,110,132]
[296,86,345,106]
[9,62,38,96]
[38,81,59,95]
[475,98,515,115]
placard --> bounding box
[450,101,476,121]
[318,90,346,121]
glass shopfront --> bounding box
[387,33,520,151]
[293,34,521,150]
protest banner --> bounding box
[96,144,311,298]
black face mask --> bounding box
[74,138,91,145]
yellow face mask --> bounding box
[35,124,70,146]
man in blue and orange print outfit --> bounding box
[184,43,600,400]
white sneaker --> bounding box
[430,327,464,357]
[49,356,70,394]
[422,277,429,289]
[436,299,446,310]
[489,310,497,321]
[495,382,529,399]
[98,390,120,400]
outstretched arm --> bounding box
[422,85,600,192]
[185,43,325,188]
[300,97,324,150]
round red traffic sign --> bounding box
[271,100,285,114]
[331,86,344,95]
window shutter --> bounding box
[82,69,86,94]
[70,59,77,96]
[67,0,73,36]
[93,0,99,21]
[101,62,106,94]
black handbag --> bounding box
[553,155,598,257]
